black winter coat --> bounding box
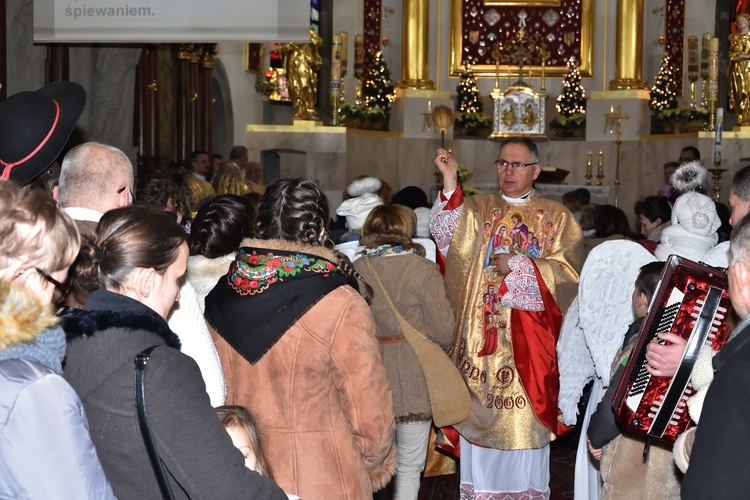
[62,289,286,500]
[682,316,750,499]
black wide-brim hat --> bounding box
[0,81,86,185]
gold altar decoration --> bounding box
[489,28,548,138]
[729,15,750,126]
[449,0,594,78]
[331,34,343,126]
[281,29,323,121]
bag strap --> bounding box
[364,257,423,339]
[134,346,175,500]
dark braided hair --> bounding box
[189,195,255,258]
[256,178,373,302]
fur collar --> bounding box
[0,280,58,350]
[61,291,181,349]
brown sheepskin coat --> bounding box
[353,252,456,422]
[210,239,396,500]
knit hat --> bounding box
[654,191,720,261]
[336,177,383,230]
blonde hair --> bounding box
[359,204,425,256]
[0,181,80,279]
[215,405,273,480]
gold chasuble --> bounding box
[445,192,582,450]
[177,174,215,219]
[212,163,253,196]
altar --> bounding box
[246,124,750,229]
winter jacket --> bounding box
[208,239,397,500]
[353,252,456,422]
[62,289,286,500]
[0,281,114,499]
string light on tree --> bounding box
[556,57,586,116]
[363,51,396,114]
[649,54,678,112]
[456,64,483,114]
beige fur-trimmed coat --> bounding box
[208,239,396,499]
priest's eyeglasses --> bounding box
[495,160,538,171]
[35,267,70,306]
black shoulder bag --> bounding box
[134,346,176,500]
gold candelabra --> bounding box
[605,105,630,207]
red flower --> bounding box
[250,280,259,289]
[266,258,282,268]
[282,261,297,272]
[233,276,242,286]
[247,255,260,265]
[240,280,250,290]
[326,261,336,270]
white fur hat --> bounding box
[336,177,384,230]
[670,191,721,237]
[654,191,720,261]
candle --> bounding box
[701,33,711,80]
[354,35,364,79]
[687,36,699,81]
[331,35,342,84]
[339,32,348,69]
[586,151,592,177]
[598,150,604,176]
[708,37,719,103]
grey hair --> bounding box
[499,137,539,163]
[58,142,134,209]
[729,212,750,266]
[731,165,750,203]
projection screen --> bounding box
[34,0,311,43]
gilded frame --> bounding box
[245,43,264,73]
[450,0,594,78]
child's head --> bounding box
[216,405,273,479]
[632,261,665,318]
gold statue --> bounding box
[729,14,750,125]
[281,29,323,120]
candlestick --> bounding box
[597,150,604,186]
[586,151,593,186]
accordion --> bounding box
[612,255,732,443]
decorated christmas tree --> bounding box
[649,55,678,112]
[363,51,396,115]
[456,65,483,114]
[556,57,586,116]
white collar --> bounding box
[501,189,534,204]
[192,172,207,181]
[63,207,103,223]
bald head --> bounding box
[58,142,134,212]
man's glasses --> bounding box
[35,268,70,306]
[117,185,135,203]
[495,160,538,171]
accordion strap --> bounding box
[134,346,175,500]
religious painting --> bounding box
[245,43,263,73]
[450,0,594,78]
